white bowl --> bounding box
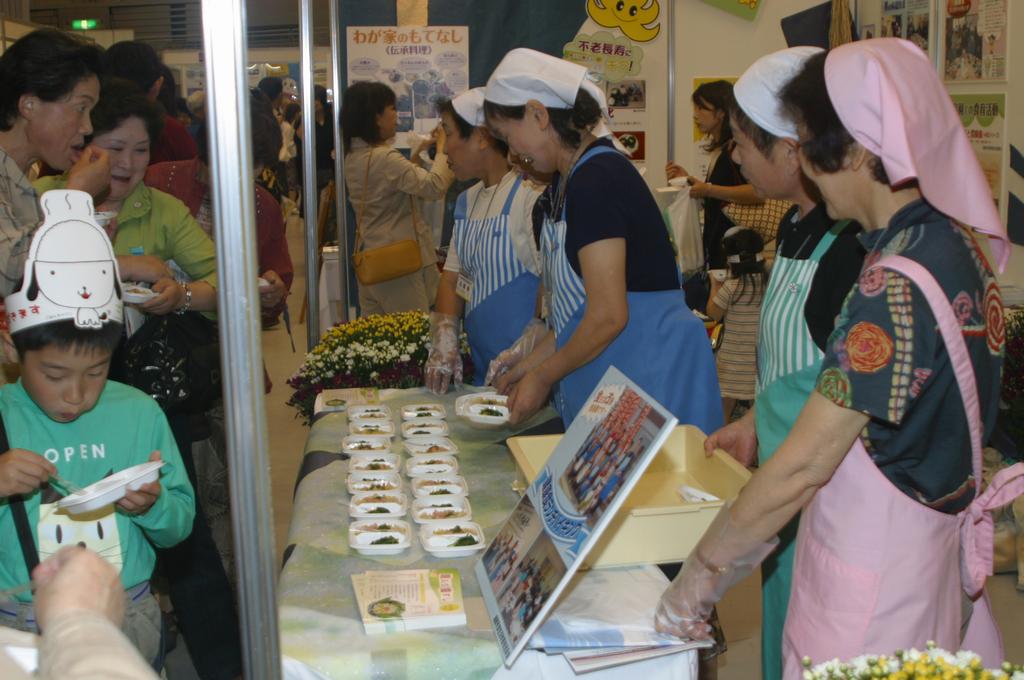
[401,419,448,438]
[466,402,510,426]
[347,472,402,495]
[58,461,165,515]
[402,437,458,456]
[348,405,393,420]
[341,435,392,455]
[349,453,401,474]
[400,403,447,420]
[349,519,412,555]
[454,392,507,417]
[350,491,408,519]
[418,520,486,558]
[404,454,458,478]
[411,474,468,498]
[122,284,157,305]
[411,496,472,524]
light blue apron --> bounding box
[453,175,540,385]
[755,220,845,680]
[541,146,723,431]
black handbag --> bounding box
[112,312,222,415]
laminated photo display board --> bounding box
[476,367,678,666]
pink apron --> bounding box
[782,255,1024,677]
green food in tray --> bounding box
[364,463,389,471]
[429,489,452,495]
[452,535,478,547]
[367,506,391,514]
[370,536,399,545]
[479,407,503,417]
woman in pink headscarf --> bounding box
[654,39,1024,673]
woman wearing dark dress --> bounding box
[666,80,760,311]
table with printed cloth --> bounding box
[278,386,698,680]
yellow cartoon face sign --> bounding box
[587,0,661,43]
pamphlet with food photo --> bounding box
[476,367,677,666]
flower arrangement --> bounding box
[803,642,1024,679]
[287,311,473,424]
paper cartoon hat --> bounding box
[4,190,123,333]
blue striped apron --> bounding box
[541,145,723,431]
[453,175,540,385]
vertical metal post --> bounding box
[666,0,676,160]
[200,1,282,678]
[329,0,350,323]
[300,0,321,349]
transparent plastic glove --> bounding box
[654,501,778,640]
[484,318,547,387]
[424,312,462,395]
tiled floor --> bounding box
[167,218,1024,678]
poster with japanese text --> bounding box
[346,26,469,148]
[881,0,933,57]
[944,0,1007,82]
[477,367,677,666]
[951,93,1006,204]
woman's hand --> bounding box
[33,547,124,630]
[118,255,172,283]
[687,180,714,199]
[665,162,689,182]
[140,277,185,315]
[259,270,287,310]
[704,409,758,467]
[507,370,553,425]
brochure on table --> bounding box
[475,366,678,666]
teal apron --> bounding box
[755,221,845,680]
[542,146,722,432]
[452,175,540,384]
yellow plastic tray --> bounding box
[506,425,752,567]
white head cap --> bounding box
[734,46,823,140]
[485,48,611,119]
[485,48,624,150]
[452,87,486,127]
[4,190,124,333]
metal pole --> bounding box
[300,0,321,349]
[666,0,675,160]
[200,1,282,678]
[329,0,350,323]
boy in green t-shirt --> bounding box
[0,189,195,668]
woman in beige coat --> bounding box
[341,81,454,314]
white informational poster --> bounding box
[944,0,1007,82]
[476,367,678,667]
[951,93,1006,204]
[346,26,469,148]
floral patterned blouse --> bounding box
[815,200,1003,513]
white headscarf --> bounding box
[734,46,823,140]
[452,87,486,127]
[486,48,626,152]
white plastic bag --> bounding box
[667,187,703,275]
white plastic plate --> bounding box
[350,491,408,519]
[411,474,468,498]
[58,461,165,515]
[411,496,472,524]
[402,437,458,456]
[349,519,412,555]
[418,520,485,557]
[404,454,458,478]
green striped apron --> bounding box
[755,220,846,680]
